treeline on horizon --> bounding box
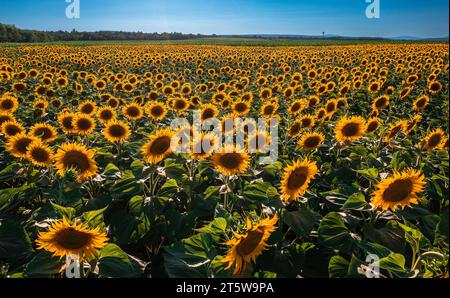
[0,23,210,43]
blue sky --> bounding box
[0,0,448,38]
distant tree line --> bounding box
[0,23,208,43]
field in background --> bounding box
[0,37,446,47]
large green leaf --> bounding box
[0,220,33,264]
[98,244,143,278]
[318,212,355,253]
[284,208,321,238]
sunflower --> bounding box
[371,169,426,211]
[26,140,53,167]
[103,120,131,143]
[280,158,319,202]
[72,114,96,135]
[30,123,58,143]
[212,145,249,176]
[325,99,337,114]
[223,214,278,275]
[299,115,315,129]
[36,218,108,260]
[200,103,219,122]
[288,99,306,115]
[366,117,381,134]
[384,120,408,142]
[1,120,25,138]
[232,100,250,116]
[78,100,97,116]
[55,142,98,181]
[123,103,144,120]
[141,129,175,164]
[57,111,77,134]
[298,132,324,151]
[0,94,18,113]
[288,120,302,137]
[368,81,381,94]
[96,106,117,124]
[421,128,447,151]
[335,116,366,142]
[146,102,168,121]
[6,133,38,159]
[404,115,422,134]
[191,132,218,160]
[372,95,389,111]
[413,95,430,111]
[428,81,442,94]
[0,112,14,126]
[260,102,278,117]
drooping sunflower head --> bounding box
[30,123,58,143]
[26,140,53,167]
[413,95,430,111]
[371,168,426,211]
[421,128,447,151]
[123,103,144,120]
[384,120,408,142]
[6,133,38,159]
[103,120,131,143]
[72,114,96,135]
[212,145,250,176]
[55,142,98,181]
[280,158,319,202]
[335,116,367,143]
[141,129,176,164]
[36,218,108,260]
[298,132,325,151]
[366,117,381,134]
[223,214,278,275]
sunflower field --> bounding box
[0,43,448,278]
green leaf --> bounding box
[342,193,370,211]
[81,207,107,229]
[98,244,143,278]
[377,253,407,277]
[362,222,406,253]
[328,255,349,278]
[318,212,355,253]
[164,233,216,278]
[0,220,33,264]
[0,183,36,214]
[111,170,143,199]
[284,208,321,238]
[435,210,449,244]
[356,168,379,180]
[50,202,76,219]
[195,217,227,242]
[24,251,63,278]
[0,162,22,182]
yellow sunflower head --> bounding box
[280,158,319,202]
[298,132,325,151]
[145,102,168,121]
[78,100,97,116]
[223,214,278,275]
[421,128,447,151]
[36,218,108,260]
[335,116,367,143]
[141,129,176,164]
[212,145,250,176]
[57,111,77,134]
[6,133,38,159]
[96,106,117,124]
[1,120,25,138]
[72,114,96,135]
[30,123,58,143]
[371,168,426,211]
[55,142,98,181]
[26,140,54,167]
[123,103,144,120]
[103,120,131,143]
